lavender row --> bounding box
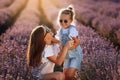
[0,0,41,79]
[0,0,27,32]
[71,0,120,19]
[76,22,119,80]
[68,0,120,47]
[41,0,62,31]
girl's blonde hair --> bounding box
[57,5,75,25]
[62,5,74,20]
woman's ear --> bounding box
[44,37,46,41]
[44,35,47,41]
[44,33,49,42]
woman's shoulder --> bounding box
[44,45,53,50]
[44,44,59,56]
[44,45,54,55]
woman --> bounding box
[27,25,73,80]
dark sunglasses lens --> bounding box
[59,20,68,23]
[64,20,68,23]
[60,20,62,23]
[45,26,51,33]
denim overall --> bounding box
[60,25,83,59]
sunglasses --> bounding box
[59,19,68,24]
[45,25,51,33]
[44,25,51,37]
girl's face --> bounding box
[59,14,72,29]
[43,27,54,45]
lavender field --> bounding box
[0,0,120,80]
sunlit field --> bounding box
[0,0,120,80]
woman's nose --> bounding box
[50,32,54,36]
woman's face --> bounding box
[43,27,54,45]
[59,14,72,29]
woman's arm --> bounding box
[69,36,80,50]
[47,46,68,66]
[47,41,72,66]
[52,37,60,43]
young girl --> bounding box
[27,25,73,80]
[56,5,83,80]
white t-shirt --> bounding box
[55,26,78,40]
[40,44,60,74]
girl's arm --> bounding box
[69,26,81,49]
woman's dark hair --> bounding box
[27,26,46,67]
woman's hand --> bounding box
[65,40,74,50]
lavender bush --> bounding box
[0,0,41,79]
[68,0,120,48]
[0,0,27,25]
[77,23,119,80]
